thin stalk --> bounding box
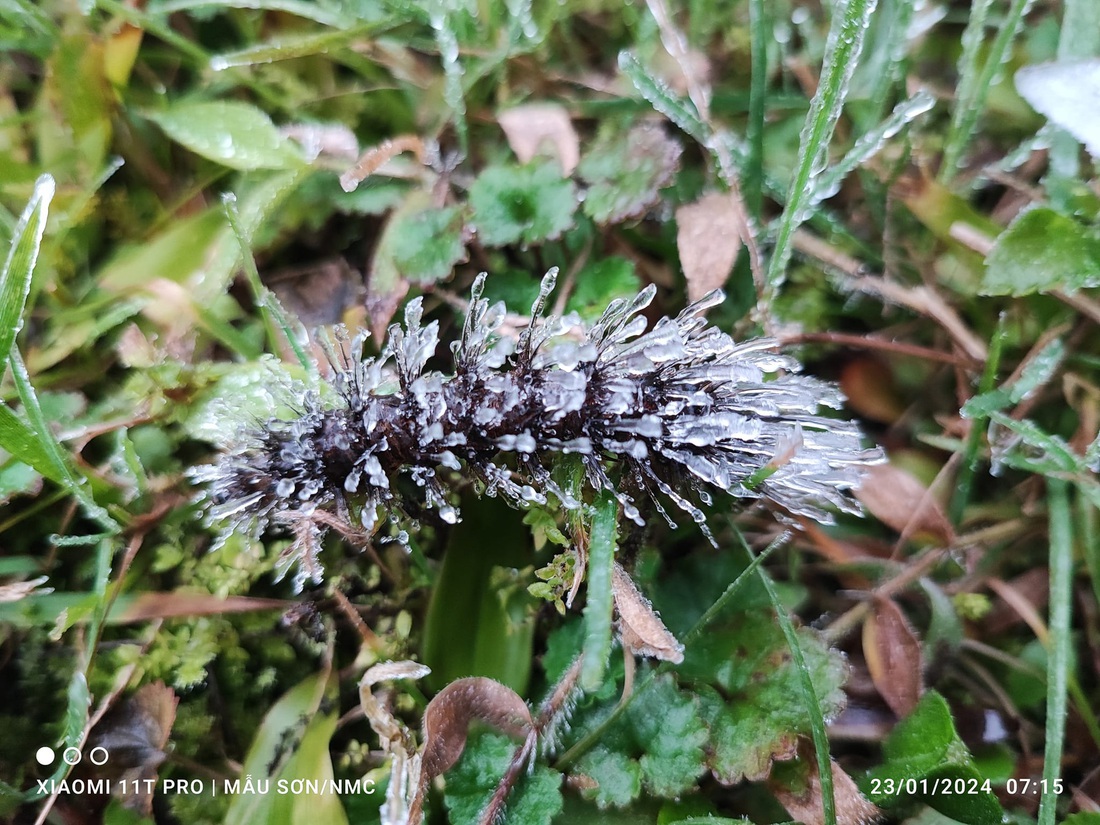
[765,0,879,295]
[1037,480,1072,825]
[950,315,1008,524]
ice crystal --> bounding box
[198,272,882,581]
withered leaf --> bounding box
[856,463,955,544]
[612,563,684,664]
[863,596,924,717]
[359,660,432,751]
[770,753,880,825]
[421,677,534,780]
[498,103,580,175]
[676,191,742,302]
[88,681,179,815]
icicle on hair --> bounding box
[197,271,882,581]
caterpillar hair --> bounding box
[196,271,882,581]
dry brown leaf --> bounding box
[839,357,907,424]
[770,753,880,825]
[114,592,290,623]
[676,192,742,302]
[421,677,533,779]
[498,103,580,175]
[88,682,179,815]
[359,660,432,825]
[612,562,683,663]
[856,463,955,544]
[863,596,924,717]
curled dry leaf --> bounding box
[611,562,684,664]
[863,596,924,718]
[770,754,880,825]
[417,677,535,825]
[856,463,955,545]
[498,103,580,175]
[359,660,432,825]
[340,134,427,192]
[676,191,742,302]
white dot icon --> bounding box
[35,747,55,766]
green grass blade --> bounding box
[0,403,68,485]
[430,1,469,159]
[765,0,879,295]
[811,90,935,206]
[744,531,836,825]
[1038,479,1072,825]
[222,193,313,373]
[940,0,1036,181]
[0,174,54,383]
[581,489,617,691]
[951,315,1008,524]
[7,351,119,533]
[745,0,768,220]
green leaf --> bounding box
[625,675,708,798]
[565,258,642,321]
[147,100,305,170]
[864,691,1002,825]
[468,161,576,247]
[577,122,682,224]
[0,403,69,486]
[444,731,563,825]
[423,498,535,694]
[374,192,467,284]
[695,615,847,784]
[0,174,54,382]
[574,747,642,809]
[225,671,342,825]
[581,490,617,691]
[981,207,1100,296]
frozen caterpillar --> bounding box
[197,271,882,580]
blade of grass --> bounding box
[149,0,354,28]
[7,351,120,533]
[429,1,468,159]
[950,314,1008,525]
[743,530,836,825]
[939,0,1037,182]
[580,490,617,691]
[863,0,917,124]
[810,90,935,206]
[1037,479,1072,825]
[745,0,768,220]
[222,193,313,373]
[0,174,54,383]
[29,537,115,820]
[765,0,879,296]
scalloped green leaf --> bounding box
[468,161,577,247]
[444,731,563,825]
[574,747,643,810]
[689,615,848,784]
[981,207,1100,296]
[578,121,682,224]
[626,674,709,797]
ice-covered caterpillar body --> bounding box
[197,271,882,576]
